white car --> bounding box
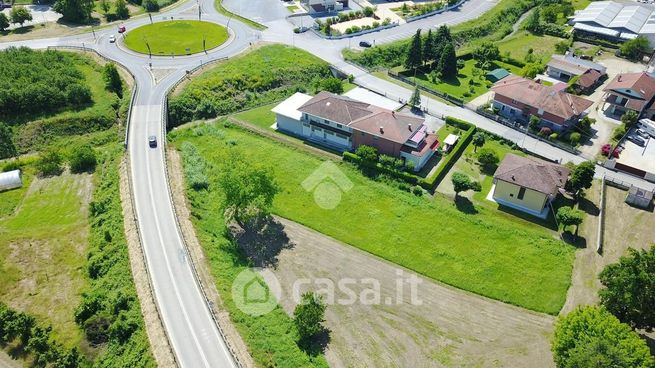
[109,35,116,43]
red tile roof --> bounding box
[492,75,593,121]
[603,72,655,111]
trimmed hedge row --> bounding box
[343,151,419,184]
[419,116,476,190]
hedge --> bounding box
[343,151,419,184]
[419,116,476,190]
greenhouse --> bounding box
[0,170,23,192]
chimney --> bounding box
[380,126,384,134]
[391,111,395,117]
[511,175,515,181]
[618,75,622,82]
[408,123,412,131]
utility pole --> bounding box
[92,26,96,40]
[144,38,152,58]
[203,34,206,53]
[149,13,152,24]
[198,4,201,20]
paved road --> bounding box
[2,0,654,366]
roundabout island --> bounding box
[123,20,229,56]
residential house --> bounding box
[546,54,607,93]
[272,91,439,170]
[603,72,655,118]
[491,75,594,132]
[492,154,569,219]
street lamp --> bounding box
[202,34,206,53]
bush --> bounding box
[355,145,378,163]
[569,132,581,145]
[69,145,97,173]
[36,150,63,176]
[142,0,159,11]
[181,142,209,190]
[476,147,499,169]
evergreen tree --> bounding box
[423,29,435,65]
[437,42,458,78]
[0,13,8,31]
[53,0,94,23]
[409,86,421,110]
[115,0,129,19]
[0,122,16,160]
[102,63,123,97]
[404,29,422,71]
[433,25,451,59]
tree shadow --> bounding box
[479,163,498,176]
[578,197,600,216]
[229,216,294,268]
[640,332,655,356]
[561,230,587,248]
[454,195,478,214]
[298,328,331,357]
[496,204,558,231]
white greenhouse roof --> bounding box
[573,23,620,37]
[573,1,655,37]
[573,1,624,27]
[272,92,313,121]
[608,5,651,34]
[0,169,22,191]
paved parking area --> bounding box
[1,5,62,30]
[617,134,655,173]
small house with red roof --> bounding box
[603,72,655,118]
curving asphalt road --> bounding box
[4,0,653,366]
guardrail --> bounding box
[47,45,180,366]
[161,74,244,368]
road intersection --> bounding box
[2,0,654,366]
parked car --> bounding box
[638,118,655,137]
[359,41,372,48]
[627,135,646,147]
[148,135,157,148]
[0,3,11,9]
[109,35,116,43]
[636,128,650,139]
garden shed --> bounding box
[0,169,22,192]
[486,68,510,83]
[625,185,653,209]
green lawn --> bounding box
[124,20,229,55]
[233,102,278,130]
[171,122,576,315]
[496,31,563,63]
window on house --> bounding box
[361,132,365,136]
[336,124,342,128]
[517,187,526,200]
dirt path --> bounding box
[119,157,177,368]
[166,148,255,368]
[267,217,556,368]
[562,182,655,314]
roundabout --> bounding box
[123,20,229,56]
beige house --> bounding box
[491,154,569,219]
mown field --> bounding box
[124,20,229,55]
[171,121,576,315]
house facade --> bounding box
[272,91,438,170]
[492,154,569,219]
[491,75,594,132]
[546,55,606,93]
[603,72,655,118]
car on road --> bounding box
[118,25,126,33]
[148,135,157,148]
[627,135,646,147]
[109,35,116,43]
[359,41,372,48]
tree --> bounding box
[355,144,378,163]
[569,132,581,146]
[555,40,570,55]
[408,86,421,110]
[529,115,541,131]
[476,148,499,170]
[451,172,481,198]
[0,122,17,160]
[404,29,422,71]
[599,247,655,330]
[10,6,32,26]
[525,8,542,34]
[472,42,499,66]
[555,206,584,237]
[620,109,638,128]
[69,146,97,173]
[218,154,279,227]
[566,161,595,198]
[423,29,435,64]
[99,0,111,15]
[293,292,326,341]
[437,42,457,78]
[53,0,95,23]
[0,13,9,31]
[102,63,123,97]
[620,36,650,61]
[318,77,343,94]
[541,5,558,23]
[520,62,544,79]
[552,306,654,368]
[143,0,159,12]
[35,150,63,177]
[471,132,486,152]
[115,0,129,19]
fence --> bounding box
[405,0,467,22]
[386,70,464,106]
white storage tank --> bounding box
[0,169,23,192]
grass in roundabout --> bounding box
[124,20,229,56]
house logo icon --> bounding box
[232,268,282,316]
[302,161,354,210]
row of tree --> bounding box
[0,6,32,31]
[405,25,457,79]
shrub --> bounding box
[36,150,63,177]
[143,0,159,11]
[69,145,97,173]
[569,132,581,145]
[355,145,378,163]
[181,142,209,190]
[476,148,499,169]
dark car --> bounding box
[148,135,157,148]
[0,3,10,9]
[627,135,646,147]
[359,41,372,48]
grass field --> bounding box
[124,20,229,55]
[0,171,91,349]
[171,122,576,315]
[496,31,563,63]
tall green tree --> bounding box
[451,172,481,198]
[437,42,457,78]
[555,206,584,238]
[409,86,421,110]
[0,13,9,31]
[471,132,485,152]
[525,8,542,34]
[566,161,595,199]
[472,42,500,67]
[599,247,655,330]
[621,109,638,128]
[423,29,435,64]
[620,36,650,61]
[218,153,279,227]
[103,63,123,97]
[0,122,17,160]
[53,0,94,23]
[10,6,32,26]
[404,29,422,71]
[293,292,326,341]
[552,306,655,368]
[433,24,451,57]
[115,0,129,20]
